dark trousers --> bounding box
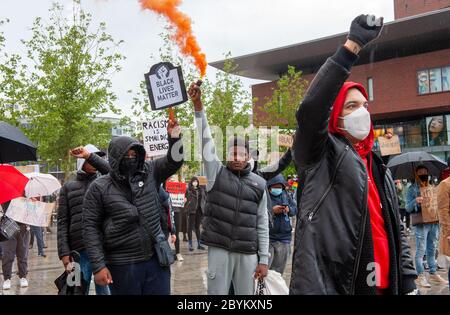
[173,212,181,254]
[187,212,201,243]
[107,255,170,295]
[30,226,45,255]
[2,225,30,280]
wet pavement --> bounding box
[0,228,448,295]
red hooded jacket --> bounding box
[328,82,390,290]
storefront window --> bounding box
[426,115,447,146]
[404,120,424,148]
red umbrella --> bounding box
[0,164,29,205]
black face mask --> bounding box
[418,175,428,182]
[120,157,139,178]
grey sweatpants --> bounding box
[2,224,30,280]
[206,246,258,295]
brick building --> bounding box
[210,0,450,161]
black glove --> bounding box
[154,234,175,267]
[347,14,384,48]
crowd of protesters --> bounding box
[2,13,450,296]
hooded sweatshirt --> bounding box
[328,82,390,290]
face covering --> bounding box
[418,175,428,182]
[120,157,139,178]
[192,181,198,187]
[270,188,283,196]
[338,106,371,141]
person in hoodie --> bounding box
[291,14,417,295]
[57,144,110,295]
[82,119,183,295]
[267,174,297,275]
[185,176,206,252]
[188,82,269,295]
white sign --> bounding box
[145,62,188,111]
[6,197,54,227]
[169,193,185,208]
[142,119,169,158]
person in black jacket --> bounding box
[291,14,417,295]
[57,144,110,295]
[83,119,183,295]
[185,176,206,251]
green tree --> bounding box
[258,66,307,177]
[0,19,27,126]
[260,65,307,129]
[21,1,125,178]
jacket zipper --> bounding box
[231,172,243,246]
[306,145,350,222]
[349,153,370,294]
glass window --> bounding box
[429,68,442,93]
[443,67,450,92]
[367,77,374,101]
[417,70,430,95]
[426,115,447,146]
[404,120,424,148]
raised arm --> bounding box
[153,120,184,184]
[189,82,222,192]
[257,149,293,181]
[294,15,383,168]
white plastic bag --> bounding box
[254,270,289,295]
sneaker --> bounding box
[176,253,184,262]
[423,261,429,270]
[429,274,449,285]
[2,279,11,290]
[417,274,431,288]
[189,245,194,252]
[197,245,206,250]
[38,253,47,258]
[19,278,28,288]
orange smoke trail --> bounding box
[140,0,207,77]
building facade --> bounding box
[211,0,450,161]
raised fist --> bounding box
[347,14,384,48]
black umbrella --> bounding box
[0,121,37,163]
[387,151,447,180]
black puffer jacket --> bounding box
[57,153,109,258]
[83,135,183,273]
[291,47,416,295]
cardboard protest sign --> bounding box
[6,197,54,227]
[378,135,401,156]
[142,119,169,158]
[420,186,439,223]
[144,62,188,111]
[166,181,187,208]
[197,176,207,186]
[277,134,293,148]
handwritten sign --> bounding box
[378,135,401,156]
[6,197,54,227]
[277,134,293,148]
[144,62,188,111]
[166,181,187,208]
[142,119,169,158]
[420,186,439,223]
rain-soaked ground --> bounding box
[0,227,448,295]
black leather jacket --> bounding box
[290,47,416,295]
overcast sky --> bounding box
[0,0,395,116]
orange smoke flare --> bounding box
[140,0,207,77]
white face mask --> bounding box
[192,181,198,187]
[338,106,371,141]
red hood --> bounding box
[328,81,374,158]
